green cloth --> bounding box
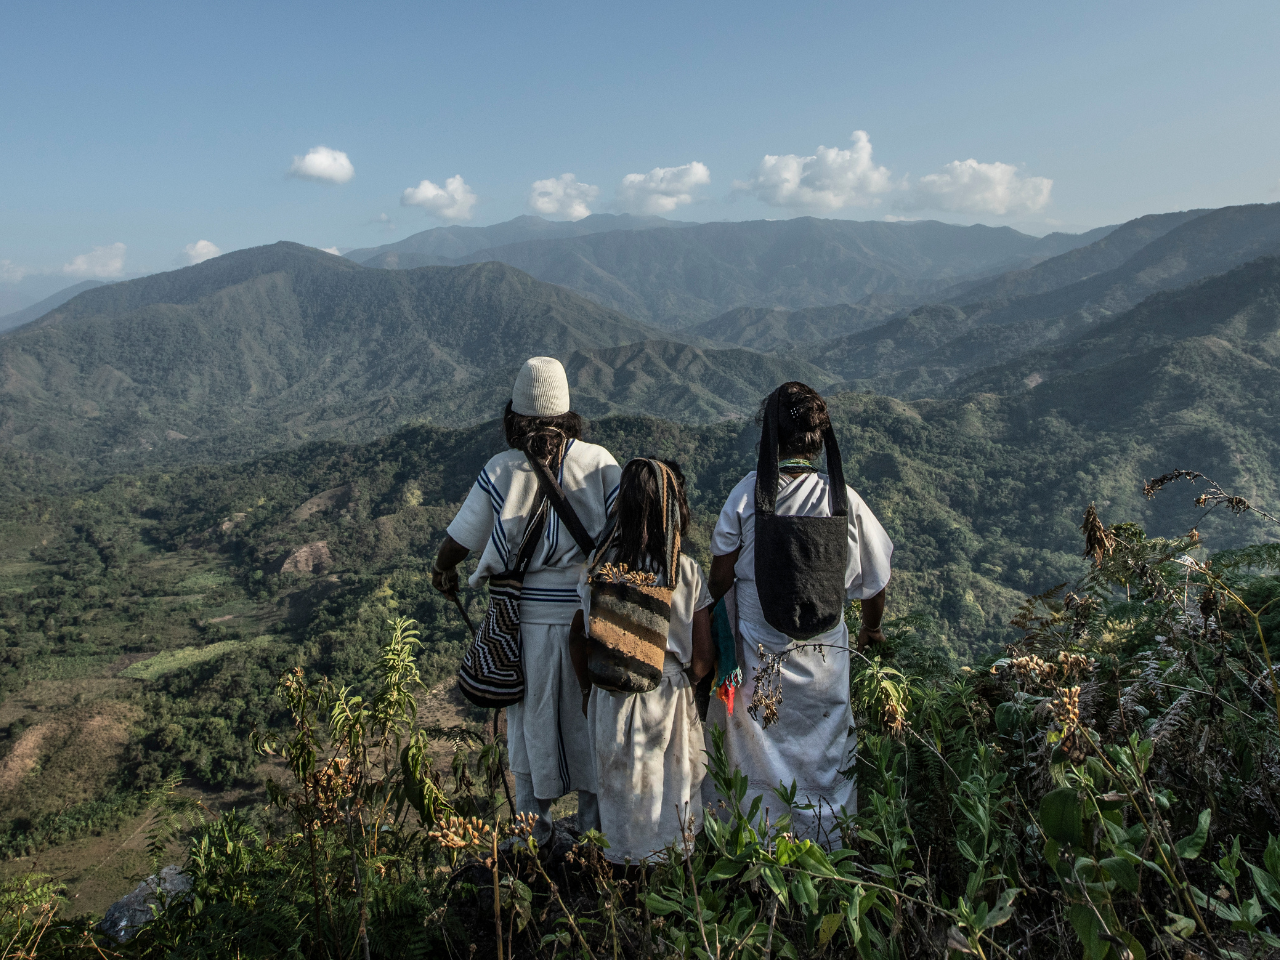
[711,597,742,713]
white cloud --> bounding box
[63,242,126,278]
[0,260,31,283]
[904,159,1052,215]
[184,240,222,265]
[288,145,355,184]
[529,173,599,221]
[401,175,477,220]
[617,162,710,214]
[733,131,892,212]
[321,247,341,255]
[882,215,918,222]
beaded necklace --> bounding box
[778,457,817,474]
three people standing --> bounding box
[433,358,892,855]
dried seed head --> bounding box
[591,562,658,586]
[1081,504,1117,565]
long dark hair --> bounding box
[610,459,690,585]
[503,400,584,463]
[756,381,830,460]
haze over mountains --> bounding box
[344,213,689,266]
[349,216,1119,327]
[0,279,107,333]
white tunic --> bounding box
[707,471,893,847]
[582,554,713,862]
[447,441,621,800]
[447,441,621,624]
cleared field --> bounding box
[119,636,275,681]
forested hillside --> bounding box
[0,245,858,466]
[800,207,1280,397]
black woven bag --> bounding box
[753,389,850,640]
[457,493,550,708]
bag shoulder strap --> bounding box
[527,452,597,557]
[513,492,550,574]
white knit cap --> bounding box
[511,356,571,417]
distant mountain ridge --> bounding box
[960,203,1280,328]
[347,213,690,266]
[942,211,1204,304]
[956,253,1280,411]
[801,203,1280,396]
[0,280,108,333]
[354,215,1114,327]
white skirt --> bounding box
[589,655,705,863]
[704,591,856,849]
[506,621,597,799]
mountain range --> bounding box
[0,243,832,463]
[350,216,1117,327]
[0,203,1278,653]
[2,202,1278,526]
[801,202,1280,396]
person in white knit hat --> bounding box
[433,357,620,840]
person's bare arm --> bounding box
[709,548,740,604]
[431,535,470,595]
[689,606,714,682]
[570,610,591,716]
[856,588,887,651]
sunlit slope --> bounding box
[805,206,1280,397]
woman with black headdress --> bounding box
[706,382,893,847]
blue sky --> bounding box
[2,0,1278,307]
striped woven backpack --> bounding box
[457,493,549,707]
[585,460,684,694]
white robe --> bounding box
[448,441,621,800]
[581,553,713,862]
[706,471,893,847]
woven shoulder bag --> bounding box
[457,490,550,708]
[585,460,684,694]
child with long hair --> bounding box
[570,458,714,863]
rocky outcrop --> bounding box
[291,483,355,522]
[218,512,246,533]
[275,541,333,575]
[99,865,191,942]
